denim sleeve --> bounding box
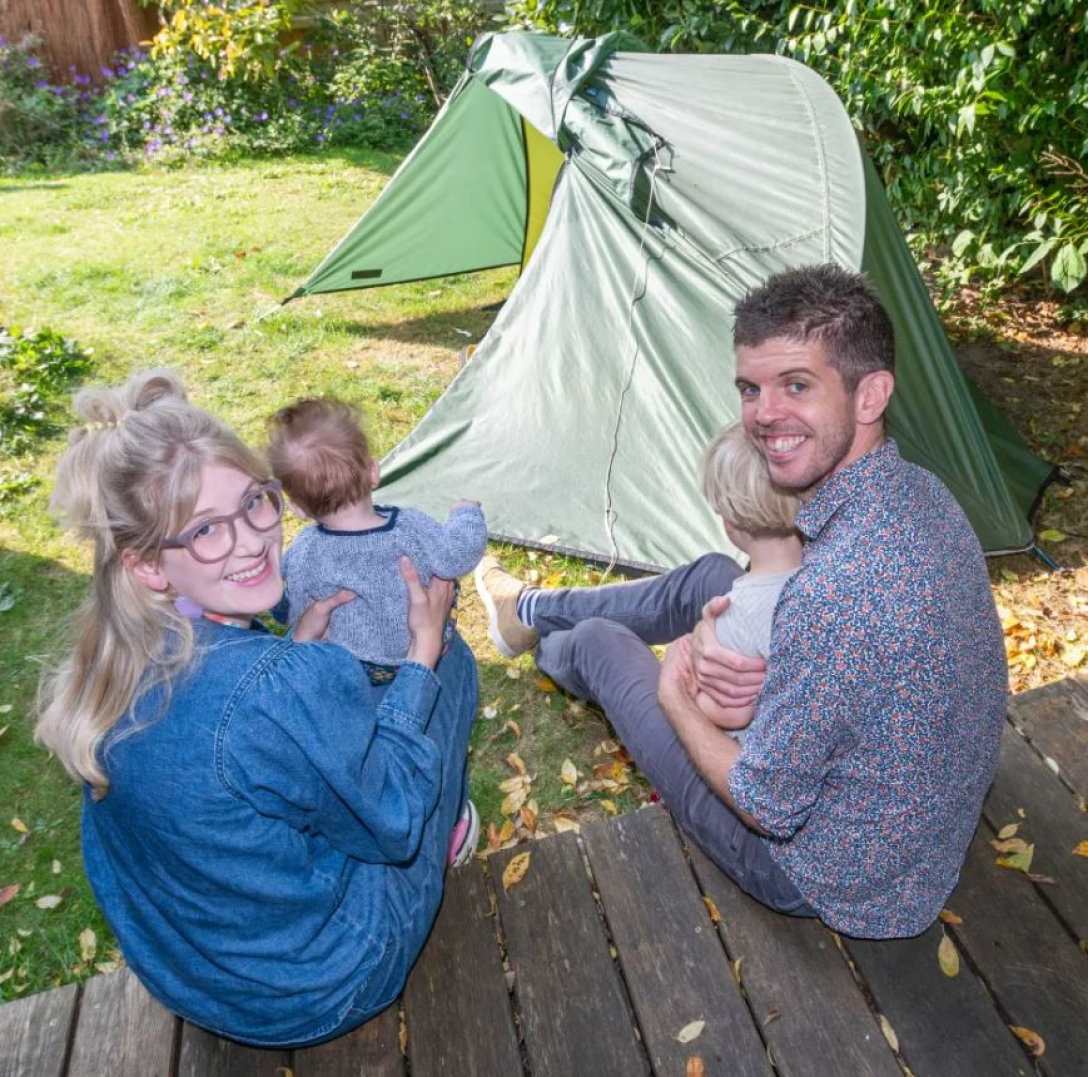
[727,588,844,838]
[413,505,488,580]
[219,641,443,863]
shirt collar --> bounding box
[795,439,900,541]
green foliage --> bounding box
[505,0,1088,294]
[142,0,307,81]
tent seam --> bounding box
[783,62,832,261]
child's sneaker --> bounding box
[447,800,480,868]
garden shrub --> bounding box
[504,0,1088,294]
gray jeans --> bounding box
[535,554,814,918]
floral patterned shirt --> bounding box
[729,440,1007,938]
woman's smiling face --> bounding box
[150,464,284,620]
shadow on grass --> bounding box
[0,182,71,194]
[328,300,509,349]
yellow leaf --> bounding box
[996,823,1020,840]
[52,860,61,875]
[990,837,1029,854]
[878,1014,899,1053]
[535,676,557,692]
[600,799,618,815]
[676,1020,705,1044]
[498,775,529,794]
[79,928,96,962]
[499,819,515,843]
[1061,644,1086,668]
[1009,1026,1046,1057]
[731,957,743,984]
[543,571,565,588]
[553,812,580,834]
[996,844,1035,873]
[686,1057,706,1077]
[502,852,531,893]
[560,759,578,786]
[506,752,527,776]
[703,896,722,924]
[519,806,537,832]
[500,789,528,816]
[11,818,28,834]
[1072,841,1088,857]
[36,895,63,910]
[938,908,963,925]
[505,666,522,680]
[938,932,959,977]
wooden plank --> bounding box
[0,982,78,1077]
[1006,678,1088,797]
[403,861,521,1077]
[293,1004,401,1077]
[177,1024,288,1077]
[581,807,771,1077]
[946,826,1088,1074]
[847,924,1032,1076]
[491,833,650,1077]
[67,967,176,1077]
[686,844,901,1077]
[983,725,1088,941]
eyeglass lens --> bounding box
[190,486,283,563]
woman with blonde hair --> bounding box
[37,370,478,1047]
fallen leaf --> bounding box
[938,908,963,925]
[1038,528,1067,543]
[0,703,12,713]
[506,752,527,776]
[938,932,959,977]
[500,789,528,816]
[519,806,537,832]
[499,819,515,843]
[676,1020,705,1044]
[1009,1025,1046,1057]
[600,799,618,815]
[560,759,578,786]
[486,823,502,851]
[543,571,565,588]
[997,823,1021,840]
[505,666,522,680]
[498,775,530,794]
[996,844,1035,873]
[686,1057,706,1077]
[990,837,1029,854]
[482,705,498,720]
[0,969,11,984]
[505,720,522,739]
[0,884,20,908]
[535,676,557,692]
[79,928,96,962]
[1026,872,1057,885]
[538,534,560,545]
[731,957,743,984]
[52,861,61,875]
[36,895,62,910]
[703,896,721,923]
[762,1008,781,1027]
[552,812,580,834]
[1073,841,1088,857]
[502,852,531,893]
[879,1013,900,1053]
[10,818,28,834]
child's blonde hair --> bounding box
[266,398,373,518]
[36,370,270,798]
[700,422,799,538]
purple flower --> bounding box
[315,132,324,142]
[255,110,268,122]
[95,113,107,125]
[99,129,110,143]
[106,151,116,161]
[287,97,298,108]
[352,113,360,122]
[214,125,224,136]
[101,66,114,79]
[204,112,213,121]
[143,120,151,130]
[35,79,49,89]
[214,106,223,116]
[75,73,90,86]
[27,55,40,68]
[183,91,193,102]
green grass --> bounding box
[0,149,648,1000]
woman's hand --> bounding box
[690,596,767,707]
[402,557,454,670]
[294,589,357,643]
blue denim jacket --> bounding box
[81,620,447,1045]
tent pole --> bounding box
[1029,543,1061,572]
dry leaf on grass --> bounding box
[36,895,62,910]
[506,752,527,775]
[676,1020,705,1044]
[10,818,28,834]
[560,759,578,786]
[502,852,531,893]
[553,812,580,834]
[0,884,20,908]
[79,928,96,962]
[938,932,960,977]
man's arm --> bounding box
[658,639,766,834]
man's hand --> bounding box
[690,596,767,708]
[294,589,357,643]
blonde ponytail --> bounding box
[37,370,270,797]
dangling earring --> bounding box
[173,595,203,619]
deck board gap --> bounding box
[1004,716,1086,807]
[665,814,782,1074]
[58,981,84,1077]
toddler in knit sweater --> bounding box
[268,397,487,683]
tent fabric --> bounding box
[293,31,1052,567]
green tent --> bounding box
[292,31,1053,570]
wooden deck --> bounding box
[3,677,1087,1077]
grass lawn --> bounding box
[0,149,650,999]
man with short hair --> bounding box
[477,263,1007,939]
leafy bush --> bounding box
[0,327,94,505]
[504,0,1088,294]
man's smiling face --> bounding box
[735,336,871,499]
